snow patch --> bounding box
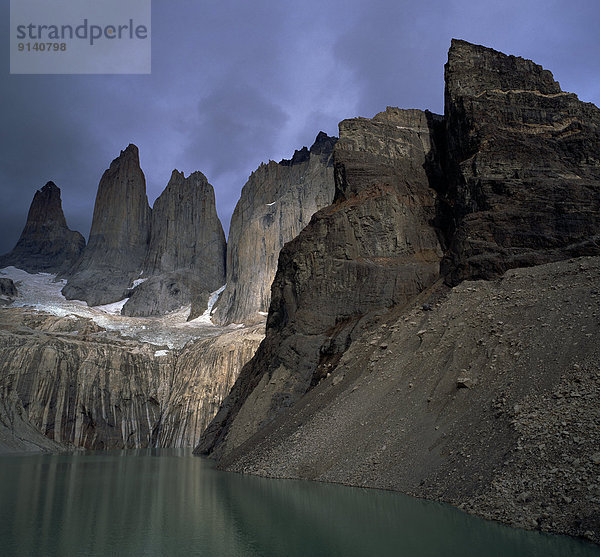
[266,202,276,206]
[154,350,169,357]
[132,278,147,288]
[188,284,226,324]
[0,266,229,348]
[94,298,129,315]
[258,311,268,316]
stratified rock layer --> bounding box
[0,308,263,450]
[442,39,600,283]
[122,170,226,317]
[197,108,443,457]
[62,145,151,306]
[212,132,337,325]
[0,182,85,274]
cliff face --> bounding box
[212,132,336,326]
[194,40,600,544]
[62,145,151,306]
[0,308,263,450]
[122,170,226,317]
[197,108,443,457]
[0,182,85,274]
[144,170,226,279]
[210,256,600,544]
[442,39,600,283]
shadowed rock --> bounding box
[0,182,85,274]
[121,272,208,318]
[196,108,443,458]
[441,39,600,283]
[194,39,600,544]
[0,278,17,306]
[122,170,226,317]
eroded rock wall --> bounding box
[0,309,262,450]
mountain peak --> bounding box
[0,182,85,274]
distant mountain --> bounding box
[62,144,151,306]
[0,181,85,274]
[212,132,337,325]
[122,169,226,317]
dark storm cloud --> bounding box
[182,81,289,220]
[1,0,599,255]
[332,0,600,117]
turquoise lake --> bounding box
[0,450,598,556]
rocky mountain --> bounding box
[0,308,263,451]
[206,256,600,543]
[441,39,600,283]
[195,40,600,543]
[122,170,226,317]
[0,279,17,306]
[212,132,337,325]
[0,182,85,274]
[62,144,151,306]
[197,108,444,457]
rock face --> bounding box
[1,392,67,455]
[195,41,600,543]
[441,39,600,284]
[121,273,208,318]
[0,308,263,450]
[197,108,443,457]
[0,182,85,274]
[62,145,151,306]
[0,278,17,306]
[212,132,337,325]
[122,170,226,317]
[206,256,600,544]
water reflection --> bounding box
[0,450,598,557]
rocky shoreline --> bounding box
[208,257,600,544]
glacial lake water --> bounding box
[0,450,598,557]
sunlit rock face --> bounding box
[0,182,85,274]
[62,144,151,306]
[0,308,263,450]
[212,132,337,326]
[197,40,600,465]
[197,108,444,458]
[122,170,226,317]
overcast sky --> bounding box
[1,0,599,255]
